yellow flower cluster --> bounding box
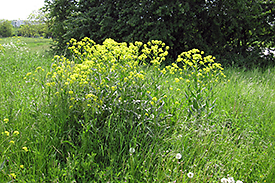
[40,38,225,118]
[47,38,167,110]
[140,40,169,68]
[162,49,225,88]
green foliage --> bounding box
[0,20,13,37]
[44,0,275,67]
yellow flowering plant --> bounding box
[43,38,173,150]
[175,49,226,118]
[22,37,229,181]
[36,38,226,135]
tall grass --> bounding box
[0,37,274,182]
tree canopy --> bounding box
[43,0,275,67]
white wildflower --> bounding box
[129,148,135,154]
[187,172,194,178]
[175,153,182,159]
[221,178,228,183]
[228,177,235,183]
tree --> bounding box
[43,0,78,51]
[0,20,13,37]
[44,0,275,67]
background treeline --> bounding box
[44,0,275,67]
[0,10,51,38]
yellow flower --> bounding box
[152,97,157,102]
[13,131,19,136]
[111,86,116,91]
[9,173,16,179]
[26,72,32,77]
[68,91,74,95]
[36,66,42,71]
[4,131,10,136]
[145,113,149,116]
[175,101,179,105]
[186,79,190,83]
[3,118,9,123]
[175,78,180,83]
[20,165,24,169]
[150,101,154,105]
[9,140,15,144]
[22,146,28,152]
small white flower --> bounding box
[129,148,135,154]
[228,177,235,183]
[175,153,182,159]
[187,172,194,178]
[221,178,228,183]
[236,181,243,183]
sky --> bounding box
[0,0,45,20]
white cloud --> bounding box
[0,0,45,20]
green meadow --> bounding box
[0,37,274,182]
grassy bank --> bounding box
[0,37,274,182]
